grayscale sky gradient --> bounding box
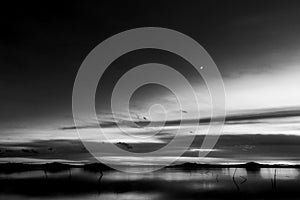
[1,1,300,164]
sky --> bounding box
[1,1,300,164]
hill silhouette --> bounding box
[0,162,112,174]
[167,162,300,169]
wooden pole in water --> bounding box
[232,168,240,191]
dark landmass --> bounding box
[168,162,300,169]
[0,162,112,174]
[0,161,299,174]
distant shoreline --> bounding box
[166,162,300,169]
[1,161,300,173]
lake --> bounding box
[0,166,300,200]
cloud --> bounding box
[61,106,300,130]
[2,134,300,165]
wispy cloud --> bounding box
[60,106,300,130]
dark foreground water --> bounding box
[1,167,300,200]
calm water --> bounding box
[1,167,300,200]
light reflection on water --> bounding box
[260,168,299,180]
[1,167,300,200]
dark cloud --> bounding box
[58,106,300,131]
[2,134,300,164]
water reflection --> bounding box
[1,167,300,199]
[260,168,299,180]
